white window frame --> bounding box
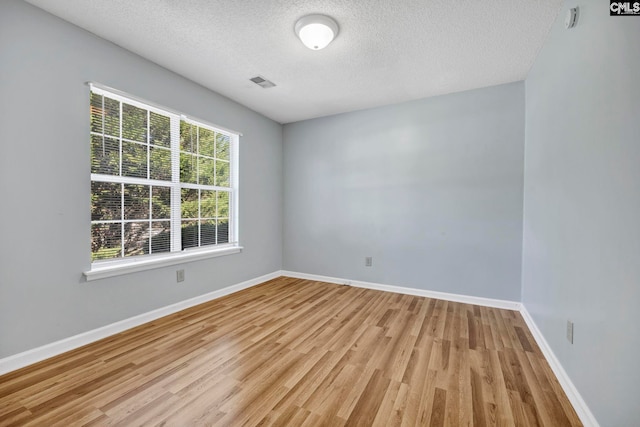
[84,83,241,281]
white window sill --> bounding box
[84,246,243,281]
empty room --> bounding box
[0,0,638,425]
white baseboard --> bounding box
[0,268,599,427]
[283,270,598,426]
[0,271,281,376]
[281,270,521,311]
[519,305,600,427]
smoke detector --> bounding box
[565,7,579,29]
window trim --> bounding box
[84,245,243,281]
[84,82,242,280]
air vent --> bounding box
[250,76,276,89]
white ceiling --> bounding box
[25,0,562,124]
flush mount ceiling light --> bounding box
[294,14,339,50]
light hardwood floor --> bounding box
[0,277,581,426]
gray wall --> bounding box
[283,83,525,301]
[0,0,283,358]
[4,2,634,424]
[522,0,640,425]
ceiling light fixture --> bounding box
[294,14,339,50]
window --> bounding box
[87,84,239,278]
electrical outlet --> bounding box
[566,320,574,344]
[365,256,372,267]
[176,269,185,283]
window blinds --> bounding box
[89,84,238,264]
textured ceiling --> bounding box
[24,0,562,124]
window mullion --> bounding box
[149,185,153,255]
[146,110,151,180]
[170,115,181,253]
[147,111,152,255]
[196,127,200,247]
[120,183,125,259]
[231,134,239,244]
[119,100,123,178]
[91,173,171,187]
[214,133,218,245]
[119,101,124,258]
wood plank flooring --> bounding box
[0,277,582,426]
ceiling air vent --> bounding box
[250,76,276,89]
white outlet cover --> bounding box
[566,320,574,343]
